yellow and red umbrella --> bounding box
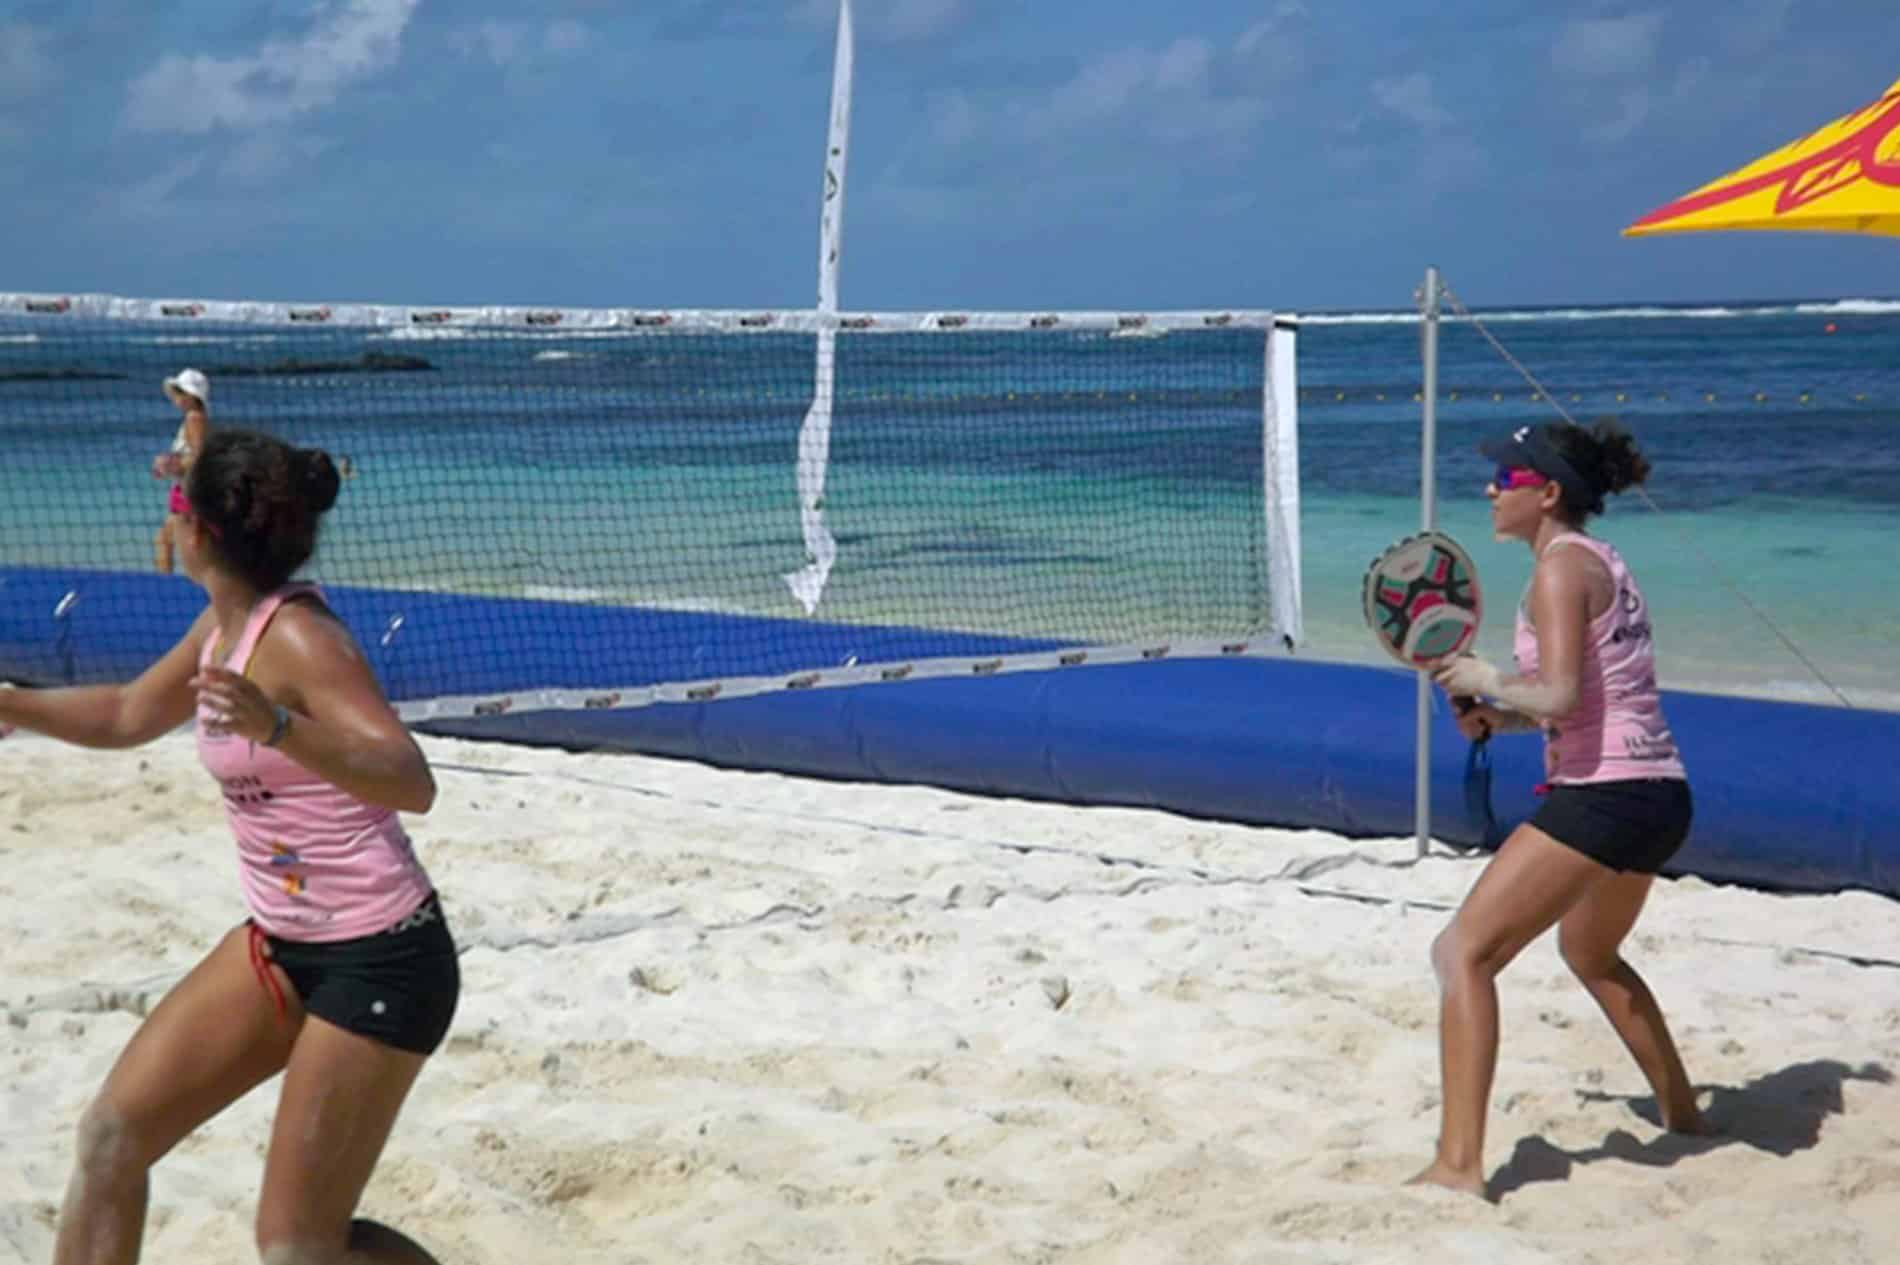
[1625,74,1900,238]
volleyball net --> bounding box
[0,293,1300,715]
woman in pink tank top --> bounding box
[1409,419,1703,1199]
[0,428,454,1263]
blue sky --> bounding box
[1,1,1893,312]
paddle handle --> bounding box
[1449,694,1491,743]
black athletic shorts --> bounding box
[253,893,460,1055]
[1530,778,1693,874]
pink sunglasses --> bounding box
[1493,464,1550,490]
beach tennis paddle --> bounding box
[1363,529,1489,738]
[1362,529,1484,670]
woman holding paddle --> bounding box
[1412,418,1703,1199]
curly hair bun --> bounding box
[1587,419,1651,495]
[297,448,342,514]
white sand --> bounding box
[3,729,1897,1264]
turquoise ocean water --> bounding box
[2,298,1896,709]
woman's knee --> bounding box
[1430,922,1512,985]
[70,1100,146,1186]
[1557,927,1620,982]
[1429,925,1473,983]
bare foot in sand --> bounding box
[1659,1091,1714,1136]
[1664,1107,1716,1136]
[1406,1160,1489,1200]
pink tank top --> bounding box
[1513,534,1686,785]
[195,584,435,941]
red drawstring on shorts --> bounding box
[246,922,289,1020]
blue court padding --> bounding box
[5,565,1895,898]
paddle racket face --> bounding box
[1362,530,1484,668]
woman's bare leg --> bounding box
[1410,825,1609,1197]
[54,926,299,1265]
[253,1016,440,1264]
[153,519,175,574]
[1558,871,1703,1131]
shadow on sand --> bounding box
[1487,1058,1893,1202]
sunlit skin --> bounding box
[1406,465,1705,1201]
[151,385,209,574]
[2,440,448,1264]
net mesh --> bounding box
[1,295,1298,710]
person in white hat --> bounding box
[153,368,212,573]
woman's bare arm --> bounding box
[0,610,210,747]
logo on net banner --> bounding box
[288,306,332,323]
[738,313,777,328]
[630,313,672,328]
[525,311,564,327]
[23,296,72,314]
[1117,314,1150,330]
[1030,314,1061,329]
[160,302,205,318]
[839,316,876,330]
[410,309,454,326]
[472,697,514,718]
[934,314,970,329]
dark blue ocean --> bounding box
[2,298,1896,708]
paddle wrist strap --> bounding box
[263,704,292,748]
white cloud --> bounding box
[104,151,211,220]
[882,0,965,41]
[451,20,529,67]
[1551,14,1664,79]
[1025,38,1256,141]
[930,91,979,148]
[1373,72,1452,132]
[220,133,338,187]
[1236,1,1307,79]
[887,11,1302,217]
[896,17,1298,201]
[1154,38,1213,93]
[1034,48,1160,131]
[545,20,591,55]
[0,22,53,107]
[790,0,968,43]
[122,0,420,135]
[452,18,591,66]
[1583,86,1652,147]
[1721,0,1794,58]
[1332,71,1484,204]
[1238,2,1305,53]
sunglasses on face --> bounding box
[1493,464,1550,490]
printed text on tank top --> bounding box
[1513,533,1685,785]
[194,584,435,942]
